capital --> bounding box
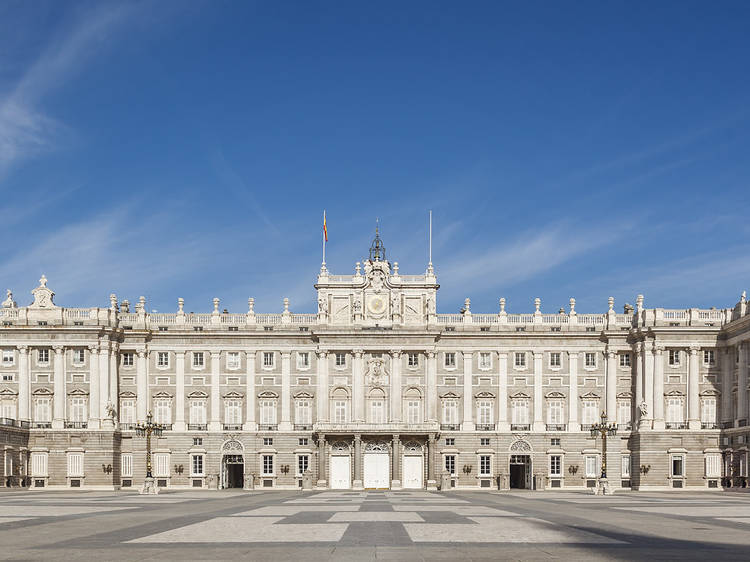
[426,351,436,359]
[316,351,327,359]
[689,346,700,355]
[136,348,147,358]
[88,345,99,354]
[52,345,64,354]
[654,346,664,355]
[389,349,401,357]
[16,345,28,354]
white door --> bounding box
[364,453,390,489]
[402,455,423,489]
[330,456,351,489]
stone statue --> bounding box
[391,293,400,314]
[638,401,648,418]
[105,401,117,420]
[1,289,16,309]
[318,295,326,313]
[353,295,362,312]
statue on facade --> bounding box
[353,295,362,313]
[638,401,648,418]
[2,289,16,308]
[105,401,117,420]
[318,295,326,313]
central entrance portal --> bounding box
[509,454,531,489]
[222,454,244,489]
[363,442,390,489]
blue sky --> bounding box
[1,1,749,315]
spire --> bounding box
[369,219,386,261]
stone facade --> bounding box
[1,235,749,492]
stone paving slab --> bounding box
[328,512,424,522]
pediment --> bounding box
[510,391,530,399]
[699,389,721,396]
[439,391,460,399]
[223,391,244,399]
[187,390,208,399]
[617,391,633,399]
[119,391,137,398]
[545,391,566,399]
[665,389,685,397]
[475,391,495,399]
[258,390,278,399]
[153,390,173,398]
[67,387,89,396]
[32,387,53,395]
[293,391,314,399]
[0,387,18,396]
[580,391,601,400]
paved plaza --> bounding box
[0,490,748,560]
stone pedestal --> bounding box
[301,471,313,490]
[593,477,614,495]
[244,474,255,490]
[353,479,363,490]
[391,479,402,490]
[140,477,159,495]
[426,479,438,491]
[315,479,327,489]
[101,418,115,429]
[440,473,451,491]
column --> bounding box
[688,346,700,429]
[391,434,401,488]
[390,350,402,423]
[353,434,363,489]
[52,346,65,429]
[533,351,544,432]
[497,352,508,432]
[738,343,748,425]
[652,347,665,430]
[88,346,100,429]
[209,351,221,431]
[643,341,654,429]
[100,342,112,426]
[245,351,257,431]
[568,352,579,431]
[721,347,732,425]
[605,349,617,420]
[316,351,328,422]
[136,348,148,421]
[426,351,437,422]
[174,351,186,431]
[351,350,365,422]
[427,434,437,489]
[109,344,118,407]
[280,351,292,431]
[634,343,643,428]
[317,435,327,487]
[17,346,30,422]
[462,351,474,430]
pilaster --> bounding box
[88,346,100,429]
[316,351,328,423]
[389,350,401,423]
[244,351,257,431]
[17,346,30,422]
[174,351,186,431]
[568,352,579,431]
[426,351,437,422]
[687,346,701,430]
[209,351,221,431]
[52,345,65,429]
[497,352,509,431]
[652,346,665,430]
[280,351,292,431]
[462,351,474,430]
[533,351,544,432]
[136,348,148,422]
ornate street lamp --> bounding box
[590,411,617,495]
[135,411,164,495]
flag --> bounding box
[323,212,328,242]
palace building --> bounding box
[1,232,749,492]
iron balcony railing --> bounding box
[31,422,52,429]
[187,424,207,431]
[294,424,313,431]
[701,422,719,429]
[64,421,88,429]
[666,422,688,429]
[119,423,136,430]
[476,424,496,431]
[0,417,16,427]
[546,424,566,431]
[510,424,530,431]
[617,423,632,431]
[223,424,243,431]
[260,424,278,431]
[440,424,460,431]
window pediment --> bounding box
[545,391,565,399]
[580,391,600,400]
[119,391,137,398]
[67,388,89,396]
[440,391,460,399]
[0,387,18,396]
[32,387,53,395]
[617,391,633,399]
[258,390,278,399]
[475,391,495,399]
[665,389,685,397]
[223,391,244,399]
[699,389,720,396]
[510,391,530,400]
[153,390,173,398]
[293,391,314,399]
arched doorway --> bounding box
[330,442,351,489]
[364,441,390,489]
[402,441,424,489]
[221,439,244,489]
[509,439,533,490]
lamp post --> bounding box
[590,411,617,495]
[135,411,164,495]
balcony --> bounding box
[440,424,460,431]
[617,423,632,431]
[294,424,313,431]
[223,424,243,431]
[259,424,278,431]
[31,422,52,429]
[701,422,719,429]
[64,421,88,429]
[0,417,16,427]
[188,424,207,431]
[666,422,687,429]
[581,424,594,431]
[511,424,530,432]
[160,423,173,431]
[119,423,136,430]
[314,422,439,434]
[739,419,748,427]
[720,421,734,429]
[546,424,566,432]
[476,424,496,431]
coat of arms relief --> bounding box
[366,357,389,386]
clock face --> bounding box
[367,295,386,315]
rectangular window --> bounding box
[120,399,136,424]
[225,400,242,424]
[189,400,206,424]
[582,401,598,425]
[671,455,684,477]
[121,453,133,478]
[585,455,598,478]
[705,454,721,478]
[263,352,275,368]
[445,437,455,446]
[193,352,205,368]
[335,353,346,367]
[227,352,240,370]
[700,398,716,424]
[191,454,204,476]
[297,454,310,476]
[405,352,418,367]
[619,353,631,367]
[407,400,421,424]
[263,437,273,446]
[479,455,491,476]
[333,400,347,423]
[295,400,311,424]
[444,454,456,476]
[370,400,385,424]
[73,349,85,364]
[122,352,134,367]
[70,397,87,422]
[666,398,684,423]
[703,350,715,366]
[262,455,274,475]
[444,352,456,368]
[0,400,15,419]
[668,350,680,366]
[2,349,14,365]
[514,352,526,368]
[442,401,458,424]
[621,455,631,478]
[34,398,51,422]
[550,437,561,446]
[549,353,561,368]
[617,401,631,426]
[31,452,48,477]
[585,353,596,368]
[260,400,276,424]
[157,352,169,367]
[38,348,50,364]
[297,352,310,369]
[193,437,203,446]
[511,401,530,425]
[549,455,562,477]
[155,399,172,424]
[547,400,563,425]
[479,352,491,369]
[480,437,490,446]
[153,453,170,478]
[67,452,84,477]
[299,438,308,446]
[477,401,492,425]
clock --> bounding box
[367,295,386,315]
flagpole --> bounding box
[322,210,326,267]
[427,210,434,274]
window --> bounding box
[479,455,491,476]
[70,397,87,422]
[120,400,135,424]
[621,455,631,478]
[192,437,203,446]
[189,400,206,424]
[225,400,242,425]
[297,454,310,476]
[514,352,526,368]
[191,454,204,476]
[617,400,631,426]
[547,400,563,425]
[370,400,385,423]
[333,400,347,423]
[227,352,240,370]
[193,352,205,368]
[297,352,310,369]
[550,437,561,447]
[260,400,277,424]
[703,350,715,366]
[153,453,170,478]
[585,455,598,478]
[477,401,492,425]
[122,352,134,367]
[263,352,275,368]
[263,437,273,446]
[34,398,51,422]
[479,352,491,369]
[295,400,311,424]
[2,349,14,365]
[31,452,48,477]
[582,400,598,425]
[700,397,716,425]
[298,438,308,446]
[668,350,680,366]
[444,454,456,475]
[549,353,561,368]
[335,353,346,367]
[671,455,684,477]
[705,454,721,478]
[444,352,456,368]
[511,400,530,425]
[73,349,85,364]
[407,400,421,424]
[67,452,84,477]
[666,397,684,424]
[37,348,50,364]
[585,353,596,368]
[407,352,419,367]
[262,455,274,475]
[157,352,169,367]
[442,400,458,424]
[619,353,631,367]
[1,399,16,419]
[445,437,455,446]
[550,455,562,477]
[480,437,490,446]
[155,399,172,424]
[121,453,133,478]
